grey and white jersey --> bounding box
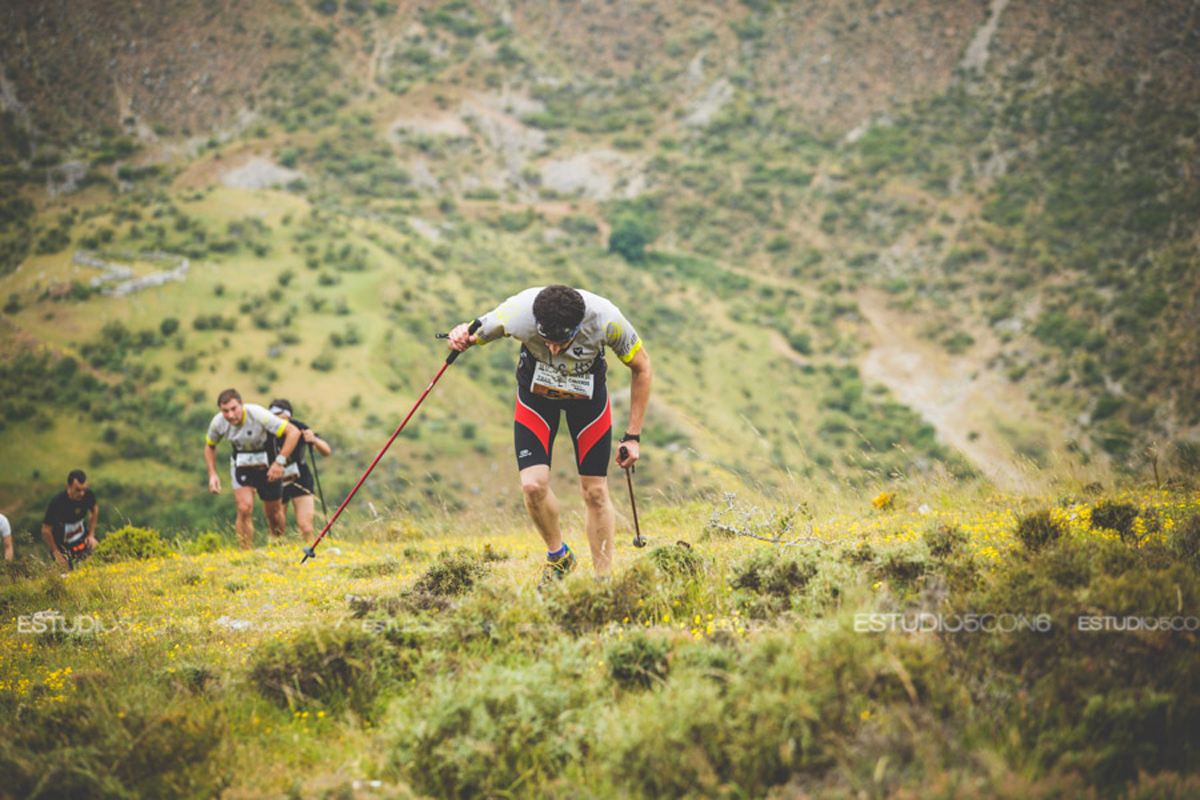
[205,404,289,460]
[474,287,642,384]
[0,513,10,539]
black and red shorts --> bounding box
[514,380,611,476]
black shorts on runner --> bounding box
[282,463,315,503]
[231,465,284,502]
[514,380,612,476]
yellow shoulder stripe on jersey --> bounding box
[276,422,289,437]
[206,436,219,446]
[619,338,643,364]
[477,324,506,344]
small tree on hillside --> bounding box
[608,218,650,263]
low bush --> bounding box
[184,532,225,555]
[343,557,404,579]
[923,522,967,558]
[0,694,229,797]
[647,541,704,576]
[92,525,171,563]
[1015,509,1064,551]
[411,552,487,596]
[607,631,671,689]
[1090,499,1140,539]
[1169,512,1200,565]
[386,648,599,797]
[547,561,660,633]
[247,623,406,718]
[730,551,817,599]
[954,535,1200,787]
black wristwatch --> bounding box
[620,432,640,443]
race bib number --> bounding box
[531,362,594,400]
[63,519,86,543]
[282,462,301,480]
[234,451,269,467]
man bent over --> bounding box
[204,388,301,548]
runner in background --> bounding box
[1,511,13,562]
[41,469,98,569]
[204,388,302,548]
[267,398,332,545]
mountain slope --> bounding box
[3,0,1199,534]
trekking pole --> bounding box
[307,441,328,525]
[620,445,646,548]
[301,320,480,564]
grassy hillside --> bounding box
[2,0,1199,540]
[2,484,1199,796]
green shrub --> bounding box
[411,552,487,596]
[923,522,967,558]
[1168,512,1200,565]
[184,532,225,555]
[608,218,650,263]
[0,695,229,797]
[547,561,659,633]
[343,557,404,579]
[167,662,218,694]
[956,535,1200,788]
[92,525,171,563]
[1090,499,1139,540]
[873,544,927,590]
[248,624,405,717]
[598,627,911,797]
[386,649,598,797]
[1015,509,1064,551]
[647,541,703,576]
[607,631,670,689]
[730,551,816,599]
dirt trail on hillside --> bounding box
[854,290,1042,492]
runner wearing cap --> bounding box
[446,285,652,586]
[204,388,302,548]
[266,399,333,544]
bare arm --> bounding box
[42,524,67,568]
[206,443,222,494]
[302,427,333,457]
[86,504,99,547]
[616,346,652,469]
[3,535,12,562]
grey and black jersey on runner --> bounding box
[205,404,290,468]
[474,287,642,389]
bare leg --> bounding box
[263,499,287,539]
[520,464,562,552]
[292,495,315,542]
[233,486,256,549]
[579,475,614,575]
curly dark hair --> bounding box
[533,285,585,342]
